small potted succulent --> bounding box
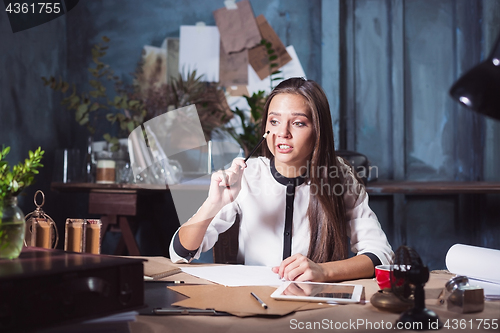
[0,146,44,259]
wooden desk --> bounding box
[129,261,500,333]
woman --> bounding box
[169,77,393,282]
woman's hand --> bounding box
[272,254,327,282]
[206,158,247,209]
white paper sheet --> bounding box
[445,244,500,287]
[247,45,306,96]
[179,25,220,82]
[181,265,283,287]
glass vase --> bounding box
[0,196,26,259]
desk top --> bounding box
[129,260,500,333]
[52,180,500,195]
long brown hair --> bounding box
[261,78,348,262]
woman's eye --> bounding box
[293,121,305,127]
[270,120,278,125]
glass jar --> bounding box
[95,151,116,184]
[64,218,85,253]
[0,197,26,259]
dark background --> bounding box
[1,0,499,268]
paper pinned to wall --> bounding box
[219,43,248,87]
[213,0,261,54]
[247,45,305,96]
[248,14,292,80]
[179,25,220,82]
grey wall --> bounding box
[1,0,499,268]
[335,0,500,269]
[0,8,90,243]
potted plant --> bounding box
[0,146,44,259]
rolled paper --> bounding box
[445,244,500,284]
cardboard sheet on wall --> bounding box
[248,15,292,80]
[247,45,305,95]
[179,25,220,82]
[213,0,261,54]
[219,43,248,87]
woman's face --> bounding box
[265,93,315,176]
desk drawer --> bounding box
[89,192,137,216]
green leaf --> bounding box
[89,90,100,98]
[75,104,88,121]
[127,121,135,133]
[106,113,116,123]
[269,55,278,61]
[12,180,19,192]
[90,102,100,112]
[78,114,89,126]
[89,80,101,88]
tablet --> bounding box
[271,281,364,304]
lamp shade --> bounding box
[449,33,500,120]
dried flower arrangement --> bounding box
[43,36,233,149]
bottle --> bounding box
[83,136,95,182]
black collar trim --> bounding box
[270,158,307,187]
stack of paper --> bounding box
[180,265,283,287]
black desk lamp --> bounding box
[449,33,500,119]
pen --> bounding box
[153,308,218,315]
[244,131,270,163]
[250,292,268,309]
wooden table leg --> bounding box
[117,216,140,256]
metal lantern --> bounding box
[25,190,58,249]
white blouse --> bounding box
[169,157,393,266]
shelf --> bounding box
[366,181,500,195]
